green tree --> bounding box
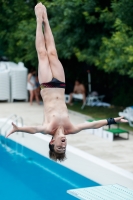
[95,0,133,77]
[1,0,133,77]
[0,0,37,67]
[0,0,114,68]
[46,0,114,65]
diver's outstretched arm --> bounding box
[72,116,128,134]
[6,122,46,138]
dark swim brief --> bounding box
[40,78,66,90]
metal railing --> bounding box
[0,114,17,141]
[4,116,24,138]
[0,114,24,154]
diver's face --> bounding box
[51,128,67,153]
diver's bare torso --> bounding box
[41,88,75,135]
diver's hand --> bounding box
[114,116,128,123]
[6,122,18,138]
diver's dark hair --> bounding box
[49,141,66,162]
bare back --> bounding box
[41,88,74,134]
[74,84,85,94]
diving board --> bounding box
[67,184,133,200]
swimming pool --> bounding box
[0,136,99,200]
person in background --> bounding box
[68,80,86,106]
[27,69,40,105]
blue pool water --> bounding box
[0,136,100,200]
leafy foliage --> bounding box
[95,0,133,77]
[0,0,114,67]
[1,0,133,76]
[95,19,133,77]
[46,0,114,66]
[0,0,37,67]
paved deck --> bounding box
[0,102,133,173]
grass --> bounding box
[67,101,133,132]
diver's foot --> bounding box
[35,3,44,21]
[42,4,48,22]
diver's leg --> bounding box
[42,5,65,82]
[35,3,52,83]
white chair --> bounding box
[5,61,18,69]
[72,94,85,109]
[10,67,28,102]
[0,61,28,102]
[18,62,25,68]
[0,70,10,102]
[72,94,83,100]
[3,61,28,102]
[65,94,70,103]
[0,61,7,71]
[119,107,133,127]
[65,93,85,109]
[86,96,99,106]
[86,95,110,107]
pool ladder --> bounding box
[0,114,24,155]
